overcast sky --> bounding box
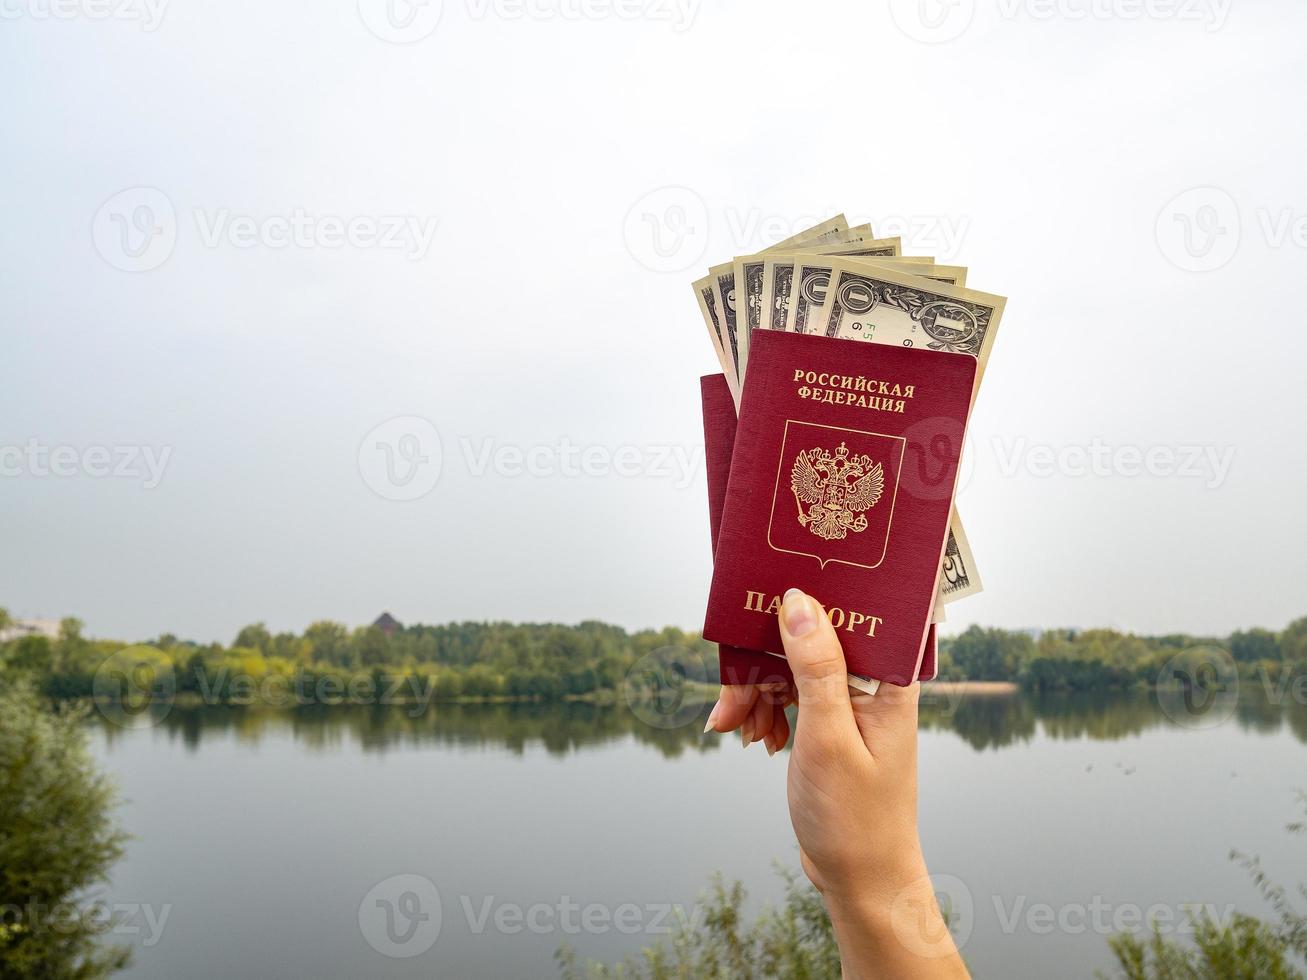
[1,0,1302,643]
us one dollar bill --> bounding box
[789,240,903,335]
[691,216,854,392]
[815,259,1005,607]
[726,222,877,393]
[762,253,969,339]
[819,257,1006,394]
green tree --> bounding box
[232,623,272,655]
[1230,628,1281,664]
[949,626,1033,680]
[0,684,130,978]
[1280,617,1307,665]
[1103,913,1302,980]
[557,869,841,980]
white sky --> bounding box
[1,0,1303,643]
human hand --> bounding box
[703,588,967,978]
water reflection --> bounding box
[91,688,1307,755]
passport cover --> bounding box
[700,371,938,686]
[703,331,974,685]
[702,373,794,687]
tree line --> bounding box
[2,607,1305,703]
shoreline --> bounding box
[922,680,1019,696]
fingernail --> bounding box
[781,588,818,637]
[765,734,777,757]
[741,716,753,748]
[703,702,721,734]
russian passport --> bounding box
[701,330,972,688]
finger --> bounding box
[779,588,858,748]
[765,703,792,756]
[703,684,760,735]
[850,680,921,761]
[744,694,772,747]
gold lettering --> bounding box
[744,591,767,613]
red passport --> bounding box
[703,331,972,686]
[700,370,938,686]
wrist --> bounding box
[823,847,927,922]
[822,851,966,977]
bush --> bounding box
[0,683,130,978]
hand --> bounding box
[703,588,968,979]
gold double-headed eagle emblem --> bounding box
[790,442,885,541]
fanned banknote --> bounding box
[818,257,1006,393]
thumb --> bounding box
[779,588,857,739]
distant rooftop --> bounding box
[0,618,62,643]
[372,612,403,635]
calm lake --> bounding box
[88,688,1307,979]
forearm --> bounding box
[824,857,970,980]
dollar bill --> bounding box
[818,258,1006,394]
[693,275,731,380]
[940,510,983,604]
[691,216,853,393]
[761,252,935,336]
[729,223,877,391]
[788,240,904,334]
